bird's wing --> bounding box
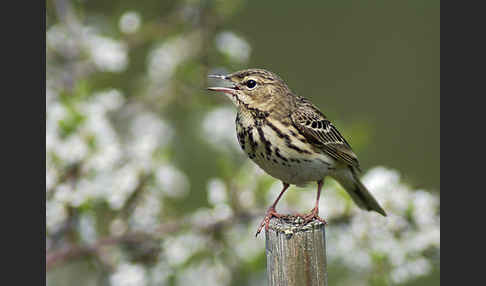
[290,97,361,170]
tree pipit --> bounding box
[208,69,386,237]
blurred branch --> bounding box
[46,224,176,272]
[118,172,153,220]
[46,210,259,271]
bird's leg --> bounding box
[298,180,327,225]
[255,182,290,237]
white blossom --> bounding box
[155,165,190,198]
[110,263,147,286]
[207,178,228,206]
[119,11,141,34]
[86,32,128,72]
[46,200,67,233]
[130,188,163,232]
[215,31,251,63]
[201,107,239,152]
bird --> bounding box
[207,68,386,236]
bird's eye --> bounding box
[246,80,257,89]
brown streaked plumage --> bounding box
[208,68,386,236]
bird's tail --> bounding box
[331,168,387,216]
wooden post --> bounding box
[265,216,327,286]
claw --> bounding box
[255,207,283,237]
[297,207,327,225]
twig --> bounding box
[46,210,260,271]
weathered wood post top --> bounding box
[265,216,327,286]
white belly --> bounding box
[252,153,334,186]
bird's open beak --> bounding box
[207,86,238,94]
[207,74,239,95]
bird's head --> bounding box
[208,69,290,111]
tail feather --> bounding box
[332,168,387,216]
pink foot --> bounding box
[297,207,327,225]
[255,207,284,237]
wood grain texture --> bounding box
[265,216,327,286]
